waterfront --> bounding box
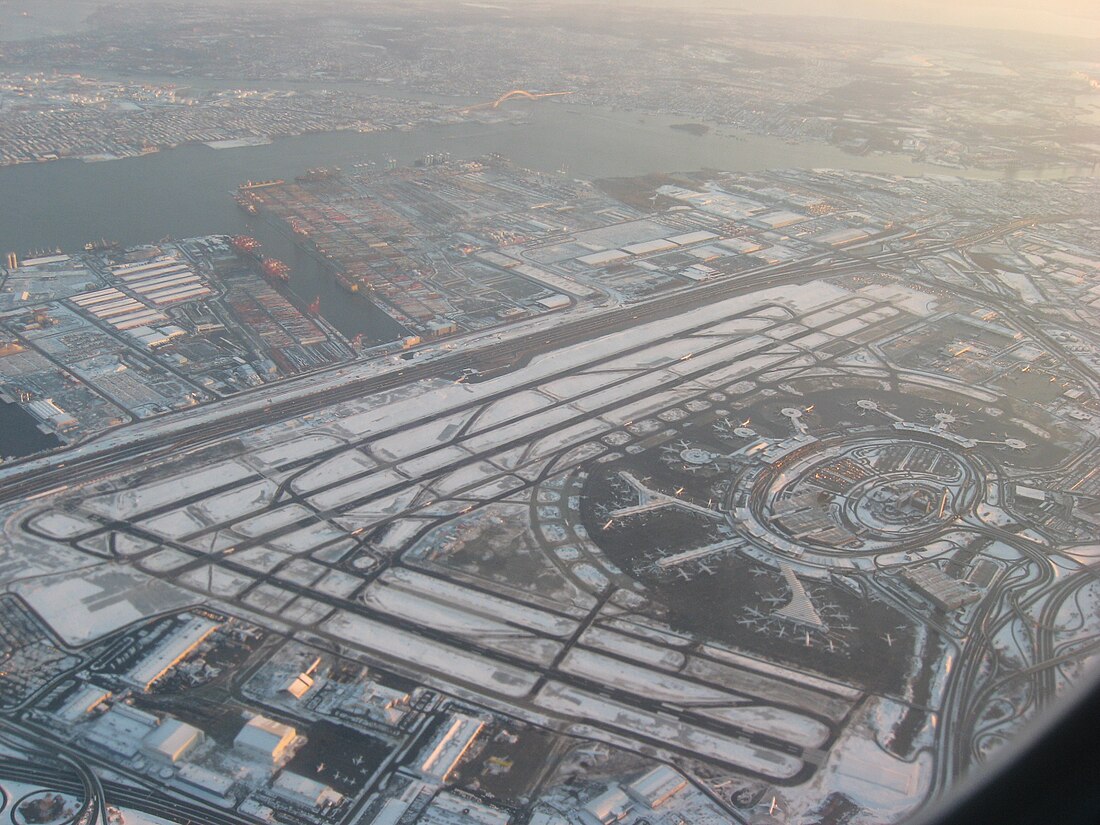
[0,399,60,459]
[1,103,1093,343]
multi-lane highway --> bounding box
[0,756,263,825]
[0,725,102,825]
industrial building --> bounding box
[84,703,160,760]
[579,786,633,825]
[1014,484,1048,504]
[418,712,485,782]
[535,293,571,310]
[358,682,412,726]
[124,615,218,691]
[418,791,511,825]
[234,714,298,765]
[173,763,235,802]
[53,684,111,725]
[142,718,205,764]
[528,812,569,825]
[365,781,428,825]
[624,765,689,809]
[26,397,77,431]
[126,325,187,350]
[282,672,315,700]
[271,771,344,809]
[110,257,211,306]
[811,225,872,247]
[901,564,981,612]
[70,287,169,332]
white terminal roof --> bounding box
[656,185,767,218]
[1015,485,1047,501]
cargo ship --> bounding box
[234,180,284,214]
[83,238,118,252]
[234,192,259,214]
[336,272,360,293]
[239,179,285,190]
[295,167,340,183]
[230,235,261,253]
[261,258,291,283]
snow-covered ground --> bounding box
[782,697,932,823]
[11,566,196,645]
[0,276,937,802]
[321,610,540,698]
[535,681,804,779]
[380,568,579,637]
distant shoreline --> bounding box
[670,122,711,137]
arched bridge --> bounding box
[461,89,573,112]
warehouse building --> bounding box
[234,715,298,765]
[124,615,218,692]
[418,791,511,825]
[174,763,235,803]
[142,718,205,764]
[53,684,111,725]
[419,712,485,782]
[624,765,688,809]
[271,771,344,809]
[901,564,981,612]
[84,704,160,760]
[579,786,633,825]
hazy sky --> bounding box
[1,0,1098,43]
[631,0,1100,40]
